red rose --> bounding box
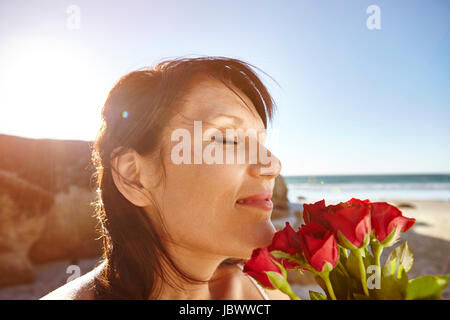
[243,247,284,288]
[303,200,330,228]
[267,222,302,269]
[370,202,416,246]
[298,222,339,273]
[324,198,372,249]
[267,222,301,255]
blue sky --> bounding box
[0,0,449,175]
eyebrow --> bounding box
[206,114,244,125]
[205,113,266,132]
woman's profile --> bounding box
[41,56,289,300]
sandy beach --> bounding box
[0,198,448,300]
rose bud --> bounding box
[370,202,416,247]
[298,222,339,273]
[267,222,303,269]
[243,247,285,289]
[303,199,330,228]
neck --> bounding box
[153,244,227,300]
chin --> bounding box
[238,220,276,258]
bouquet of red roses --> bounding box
[243,198,449,300]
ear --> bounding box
[110,147,151,207]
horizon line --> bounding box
[282,172,450,177]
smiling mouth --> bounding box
[235,192,274,211]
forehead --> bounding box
[174,75,265,131]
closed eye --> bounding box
[211,136,238,145]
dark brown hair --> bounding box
[91,56,277,299]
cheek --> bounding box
[161,163,239,234]
[160,163,276,257]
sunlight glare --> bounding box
[0,38,106,141]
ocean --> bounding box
[284,174,450,203]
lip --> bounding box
[236,191,273,211]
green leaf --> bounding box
[334,261,350,278]
[346,249,362,280]
[329,266,352,299]
[375,268,409,300]
[265,271,301,300]
[338,246,348,265]
[362,233,371,249]
[382,257,397,276]
[337,230,359,250]
[383,242,414,278]
[406,275,449,300]
[270,257,287,279]
[265,271,287,290]
[363,246,369,258]
[342,250,376,297]
[309,290,327,300]
[380,225,399,247]
[270,250,308,269]
[314,275,327,294]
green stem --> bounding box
[371,240,384,282]
[280,285,301,300]
[320,272,337,300]
[353,248,370,296]
[373,243,383,268]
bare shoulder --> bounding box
[40,263,104,300]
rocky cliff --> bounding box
[0,134,101,287]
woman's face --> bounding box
[140,75,282,259]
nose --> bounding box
[248,146,282,179]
